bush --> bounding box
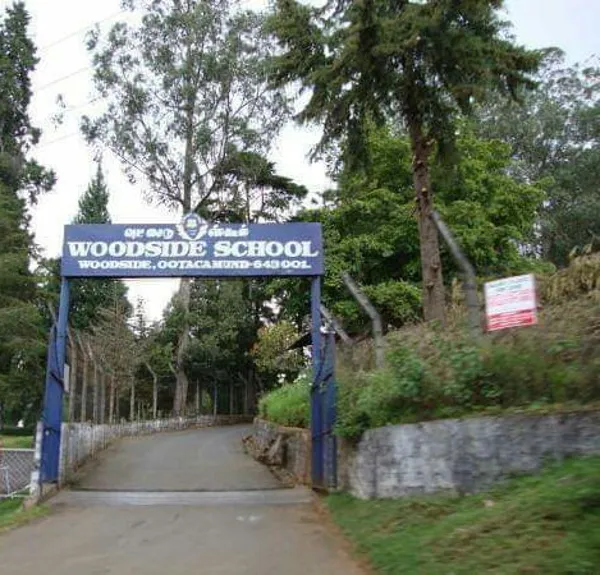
[336,293,600,439]
[259,256,600,439]
[258,371,310,428]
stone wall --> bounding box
[343,410,600,499]
[244,419,311,485]
[249,410,600,498]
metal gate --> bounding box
[40,280,70,484]
[39,217,327,491]
[40,323,64,483]
[311,330,337,491]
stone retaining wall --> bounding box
[249,410,600,498]
[342,410,600,498]
[244,419,311,485]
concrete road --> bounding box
[0,425,364,575]
[74,426,282,492]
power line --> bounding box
[62,97,102,114]
[39,9,127,52]
[36,66,93,92]
[38,131,81,149]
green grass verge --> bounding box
[326,457,600,575]
[0,435,34,449]
[0,498,48,534]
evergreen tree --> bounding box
[267,0,542,323]
[0,2,54,424]
[74,162,111,224]
[69,163,129,330]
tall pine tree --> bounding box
[0,2,54,424]
[70,163,130,330]
[268,0,541,323]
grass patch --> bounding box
[335,292,600,439]
[258,371,310,428]
[0,435,34,449]
[257,290,600,438]
[0,497,48,534]
[326,457,600,575]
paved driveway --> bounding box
[0,425,363,575]
[74,425,282,492]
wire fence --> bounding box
[0,449,35,497]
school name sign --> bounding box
[61,215,324,278]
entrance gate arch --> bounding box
[40,215,336,490]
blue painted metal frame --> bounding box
[311,329,337,490]
[322,331,337,489]
[40,227,334,488]
[310,277,323,486]
[40,278,70,482]
[310,276,337,490]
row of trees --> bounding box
[1,0,599,422]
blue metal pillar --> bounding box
[40,278,70,483]
[323,330,337,489]
[310,276,323,487]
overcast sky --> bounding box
[6,0,600,320]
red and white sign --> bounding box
[484,274,538,332]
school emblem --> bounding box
[177,213,208,241]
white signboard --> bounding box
[484,274,538,332]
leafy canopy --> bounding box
[268,0,541,162]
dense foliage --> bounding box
[258,371,310,428]
[276,126,546,332]
[2,0,599,425]
[0,3,54,426]
[259,255,600,435]
[268,0,541,323]
[476,51,600,266]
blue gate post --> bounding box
[323,330,337,489]
[310,276,323,487]
[40,278,70,483]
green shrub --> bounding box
[259,289,600,440]
[258,371,310,428]
[335,293,600,439]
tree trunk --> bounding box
[92,362,99,424]
[408,121,446,324]
[80,345,88,422]
[129,377,135,422]
[152,375,158,419]
[213,383,218,417]
[173,278,192,416]
[68,333,77,422]
[229,381,234,415]
[109,376,115,424]
[171,40,197,417]
[100,372,106,424]
[243,378,248,416]
[145,362,158,420]
[195,381,200,415]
